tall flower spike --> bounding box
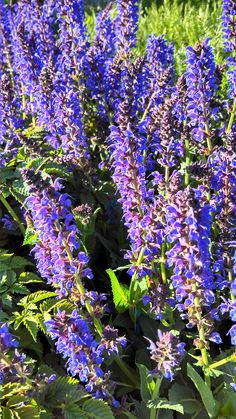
[22,169,93,298]
[146,331,185,380]
[144,35,174,109]
[85,3,116,122]
[56,0,88,75]
[165,187,216,346]
[115,0,139,51]
[222,0,236,53]
[0,73,23,167]
[186,39,218,149]
[45,310,106,393]
[221,0,236,100]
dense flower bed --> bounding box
[0,0,236,418]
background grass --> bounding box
[86,0,224,75]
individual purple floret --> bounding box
[186,39,218,147]
[0,324,19,350]
[146,330,185,380]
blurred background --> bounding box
[85,0,223,75]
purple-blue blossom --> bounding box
[22,169,93,298]
[146,330,185,380]
[186,39,218,145]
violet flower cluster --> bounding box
[1,0,236,403]
[22,168,126,400]
[146,331,185,380]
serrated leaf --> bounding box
[147,399,184,414]
[106,269,129,312]
[187,364,219,418]
[15,405,40,418]
[19,291,57,307]
[6,395,26,407]
[36,313,48,333]
[0,254,32,271]
[83,398,115,419]
[41,376,84,407]
[25,156,49,171]
[2,294,13,307]
[64,403,90,419]
[19,272,43,284]
[0,383,30,399]
[23,227,38,245]
[12,178,29,198]
[12,284,29,295]
[23,318,38,341]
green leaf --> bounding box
[12,284,29,295]
[2,408,14,419]
[147,399,184,414]
[0,383,30,399]
[168,383,202,414]
[16,405,40,419]
[106,269,129,313]
[19,291,57,307]
[23,227,38,246]
[6,395,26,407]
[19,272,43,284]
[63,403,89,419]
[187,364,219,418]
[218,390,236,417]
[136,364,155,402]
[23,317,39,341]
[11,178,29,198]
[0,253,32,271]
[83,398,115,419]
[40,376,84,407]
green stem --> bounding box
[59,226,102,335]
[129,247,145,323]
[150,378,162,419]
[184,139,190,186]
[209,352,236,370]
[228,269,235,302]
[115,357,138,388]
[21,85,26,120]
[0,194,25,235]
[160,243,167,285]
[193,292,211,387]
[140,92,156,123]
[226,99,236,134]
[165,165,169,184]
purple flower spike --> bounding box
[146,330,185,380]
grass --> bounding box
[137,0,224,74]
[86,0,224,75]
